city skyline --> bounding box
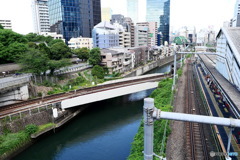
[0,0,236,34]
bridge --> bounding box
[0,73,171,119]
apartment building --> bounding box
[0,20,12,29]
[68,37,93,49]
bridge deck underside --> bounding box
[61,82,159,109]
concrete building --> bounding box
[124,17,135,47]
[136,22,157,46]
[128,47,149,67]
[127,0,139,24]
[92,21,119,49]
[216,27,240,88]
[40,32,65,42]
[135,24,149,47]
[0,20,12,29]
[232,0,240,27]
[48,0,101,42]
[32,0,50,33]
[68,37,93,49]
[113,23,131,48]
[101,8,112,22]
[111,15,135,47]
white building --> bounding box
[136,22,157,46]
[0,20,12,29]
[232,0,240,27]
[68,37,93,49]
[134,24,148,47]
[216,27,240,88]
[92,21,119,49]
[114,23,131,48]
[32,0,50,34]
[40,32,65,42]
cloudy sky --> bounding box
[0,0,236,34]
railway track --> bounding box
[0,74,172,119]
[185,59,209,160]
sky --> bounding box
[0,0,236,34]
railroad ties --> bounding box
[185,59,209,160]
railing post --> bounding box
[172,50,177,91]
[227,127,234,159]
[143,98,154,160]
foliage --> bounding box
[67,76,86,86]
[0,131,30,156]
[25,33,46,42]
[36,123,55,134]
[0,24,3,29]
[18,49,49,75]
[48,59,71,75]
[50,42,72,60]
[0,29,28,64]
[74,47,90,61]
[128,78,173,159]
[48,39,64,47]
[25,124,38,135]
[91,65,104,79]
[88,48,101,65]
[177,68,183,77]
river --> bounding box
[13,64,171,160]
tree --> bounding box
[91,65,104,79]
[0,24,3,29]
[74,47,90,61]
[25,33,46,42]
[18,49,49,75]
[50,42,72,60]
[89,48,101,66]
[0,29,27,46]
[48,59,71,75]
[48,39,64,46]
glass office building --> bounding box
[48,0,101,42]
[146,0,170,44]
[127,0,139,24]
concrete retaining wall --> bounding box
[124,55,180,78]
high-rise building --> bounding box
[232,0,240,27]
[135,24,148,47]
[111,14,125,25]
[146,0,170,45]
[137,22,157,46]
[127,0,139,24]
[48,0,101,42]
[0,20,12,30]
[32,0,50,33]
[124,17,135,47]
[101,8,113,22]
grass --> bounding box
[128,78,173,160]
[0,131,30,156]
[36,123,55,134]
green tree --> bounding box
[0,29,27,46]
[91,65,104,79]
[48,59,71,75]
[0,24,3,29]
[50,42,72,60]
[25,33,46,42]
[89,48,101,66]
[74,47,90,61]
[18,49,49,75]
[28,42,39,49]
[48,39,64,46]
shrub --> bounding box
[25,124,38,135]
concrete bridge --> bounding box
[0,73,170,119]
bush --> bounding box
[25,124,38,135]
[92,65,104,79]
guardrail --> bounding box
[54,64,92,75]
